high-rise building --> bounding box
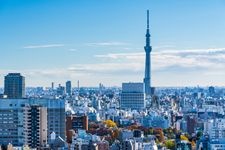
[187,115,197,135]
[120,83,145,110]
[57,84,65,96]
[0,98,65,146]
[66,81,72,96]
[51,82,54,89]
[66,115,88,143]
[143,10,152,97]
[23,105,47,148]
[209,86,215,96]
[4,73,25,99]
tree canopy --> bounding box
[104,120,117,128]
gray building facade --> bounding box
[0,98,65,146]
[120,83,146,110]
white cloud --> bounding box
[23,44,64,49]
[95,52,143,59]
[0,69,80,87]
[154,45,176,49]
[68,62,143,74]
[68,48,77,52]
[94,47,225,71]
[156,47,225,54]
[86,42,128,46]
[0,68,133,87]
[2,47,225,87]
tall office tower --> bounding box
[0,98,65,146]
[120,83,146,110]
[57,84,65,96]
[77,80,80,90]
[143,10,152,97]
[51,82,54,89]
[66,81,72,95]
[208,86,215,96]
[23,105,47,148]
[4,73,25,98]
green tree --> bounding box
[149,128,154,135]
[165,140,175,149]
[197,131,203,138]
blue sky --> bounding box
[1,0,225,87]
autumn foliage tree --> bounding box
[111,129,119,140]
[153,128,165,142]
[103,120,117,128]
[180,135,189,141]
[191,140,196,147]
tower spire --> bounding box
[147,10,149,29]
[144,9,152,97]
[145,10,150,47]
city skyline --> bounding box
[1,0,225,87]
